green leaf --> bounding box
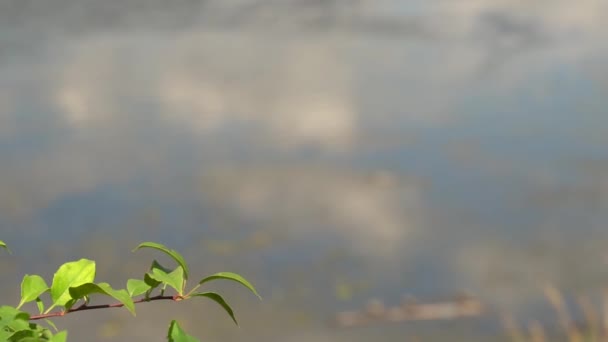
[35,298,44,314]
[0,305,30,322]
[63,299,78,312]
[0,240,10,254]
[0,330,12,341]
[49,331,67,342]
[18,275,49,309]
[167,320,199,342]
[147,266,185,295]
[40,327,54,341]
[6,329,37,341]
[48,259,96,312]
[133,242,189,280]
[144,273,162,289]
[5,317,31,332]
[197,272,260,299]
[189,292,238,325]
[150,259,173,274]
[0,307,31,340]
[127,279,151,297]
[68,282,135,316]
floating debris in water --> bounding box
[331,293,484,328]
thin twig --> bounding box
[29,295,177,320]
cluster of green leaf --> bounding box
[0,240,260,342]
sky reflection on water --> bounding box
[1,1,608,341]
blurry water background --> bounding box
[1,0,607,341]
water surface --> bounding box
[1,1,607,341]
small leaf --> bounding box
[0,330,11,341]
[190,292,238,325]
[0,306,31,340]
[147,266,184,295]
[18,275,49,309]
[144,273,162,289]
[0,240,10,254]
[48,259,96,312]
[35,298,44,314]
[68,282,135,316]
[133,242,189,280]
[150,259,173,274]
[6,328,36,341]
[64,298,78,311]
[197,272,260,299]
[50,330,67,342]
[41,328,54,340]
[127,279,150,297]
[167,320,199,342]
[0,305,30,322]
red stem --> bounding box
[29,295,177,320]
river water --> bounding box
[1,1,607,341]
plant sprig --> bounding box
[0,240,260,342]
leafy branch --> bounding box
[28,294,175,320]
[0,239,260,342]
